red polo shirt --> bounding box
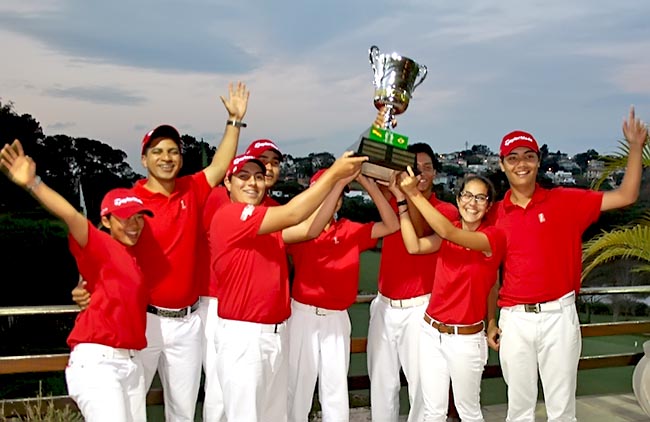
[288,219,377,310]
[493,185,603,307]
[132,172,211,308]
[378,194,459,299]
[67,222,148,350]
[427,222,505,324]
[210,202,290,323]
[201,186,280,297]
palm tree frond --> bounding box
[582,224,650,279]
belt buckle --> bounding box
[315,307,327,316]
[524,303,541,313]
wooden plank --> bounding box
[0,354,69,375]
[351,337,367,354]
[578,353,643,370]
[581,321,650,337]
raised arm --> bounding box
[203,81,250,187]
[282,176,355,244]
[359,173,400,239]
[1,140,89,247]
[601,106,648,211]
[400,167,492,253]
[398,198,441,254]
[259,152,367,235]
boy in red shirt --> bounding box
[487,107,647,422]
[285,169,401,422]
[209,152,366,421]
[73,82,249,421]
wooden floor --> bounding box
[312,393,648,422]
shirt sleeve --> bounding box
[203,186,230,232]
[480,225,507,263]
[560,188,603,232]
[68,222,109,292]
[190,171,213,208]
[344,220,378,252]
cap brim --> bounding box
[111,206,154,219]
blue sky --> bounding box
[1,0,649,170]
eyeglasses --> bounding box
[459,191,489,205]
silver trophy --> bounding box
[369,45,428,128]
[355,46,427,181]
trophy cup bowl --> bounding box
[370,45,428,128]
[353,46,427,181]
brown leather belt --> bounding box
[423,313,484,335]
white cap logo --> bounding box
[504,135,534,146]
[114,196,144,207]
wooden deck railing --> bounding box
[1,286,649,416]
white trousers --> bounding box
[140,311,203,422]
[198,296,225,422]
[287,300,351,422]
[419,320,487,422]
[216,317,289,422]
[499,293,581,422]
[65,343,146,422]
[367,294,428,422]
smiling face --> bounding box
[415,152,436,195]
[257,149,281,188]
[102,213,146,246]
[224,161,266,205]
[456,178,493,230]
[141,138,182,182]
[499,146,540,190]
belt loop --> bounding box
[274,324,278,334]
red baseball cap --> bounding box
[141,124,182,155]
[500,130,540,157]
[310,168,349,193]
[245,139,283,161]
[100,188,153,219]
[226,154,266,179]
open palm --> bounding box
[0,140,36,188]
[220,81,250,120]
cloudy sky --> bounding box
[1,0,649,170]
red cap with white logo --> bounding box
[100,188,154,219]
[245,139,283,161]
[500,130,540,157]
[226,154,266,179]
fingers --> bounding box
[406,165,415,177]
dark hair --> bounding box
[457,175,496,205]
[408,142,441,172]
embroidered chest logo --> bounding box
[240,204,254,221]
[180,200,187,210]
[538,213,546,223]
[333,236,340,245]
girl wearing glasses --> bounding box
[398,167,505,422]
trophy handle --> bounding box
[413,64,428,91]
[369,45,381,83]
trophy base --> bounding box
[350,129,417,182]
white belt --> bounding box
[72,343,137,359]
[292,299,343,316]
[220,318,287,334]
[506,292,575,313]
[378,292,430,309]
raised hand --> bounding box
[329,151,368,180]
[220,81,250,121]
[399,166,419,197]
[0,140,36,188]
[622,105,648,150]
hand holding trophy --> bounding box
[353,45,428,181]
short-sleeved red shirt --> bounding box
[67,222,148,350]
[378,194,459,299]
[132,172,211,308]
[201,186,280,296]
[288,219,377,310]
[210,202,290,323]
[427,223,505,324]
[493,186,603,307]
